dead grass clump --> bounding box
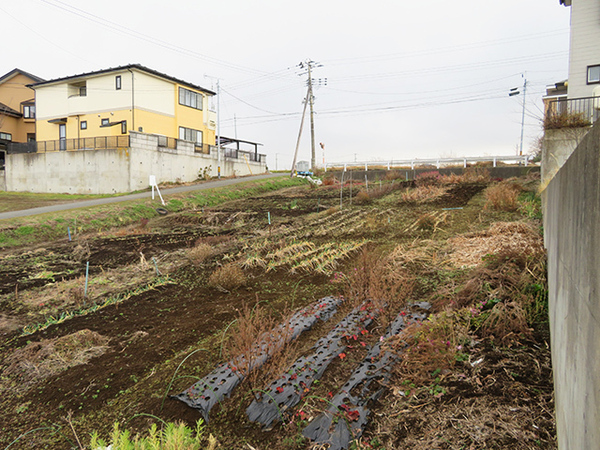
[463,167,491,183]
[484,182,522,211]
[480,301,531,344]
[400,185,448,204]
[384,170,403,181]
[71,242,91,261]
[322,176,336,186]
[208,263,246,291]
[2,329,109,390]
[415,171,441,187]
[544,110,591,130]
[223,301,294,391]
[188,242,213,265]
[334,245,414,327]
[324,206,340,215]
[196,234,231,246]
[448,221,543,269]
[65,285,86,306]
[353,190,372,205]
[388,311,471,386]
[416,214,436,231]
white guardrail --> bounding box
[324,155,533,171]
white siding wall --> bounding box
[567,0,600,99]
[134,72,175,117]
[34,69,175,120]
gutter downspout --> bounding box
[127,69,135,131]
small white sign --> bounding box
[149,175,157,187]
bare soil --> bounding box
[0,179,554,449]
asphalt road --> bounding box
[0,173,284,220]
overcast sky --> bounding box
[2,0,570,169]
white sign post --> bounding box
[149,175,165,206]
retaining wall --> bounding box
[544,121,600,449]
[4,131,266,194]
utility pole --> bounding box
[298,60,326,170]
[509,75,527,156]
[519,78,527,156]
[307,62,316,170]
[290,85,311,177]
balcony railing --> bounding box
[222,148,265,163]
[8,136,130,154]
[546,96,600,129]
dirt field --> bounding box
[0,173,555,449]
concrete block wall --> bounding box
[542,127,590,188]
[5,148,131,194]
[544,121,600,449]
[4,132,266,194]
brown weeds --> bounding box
[400,185,449,204]
[207,263,246,291]
[484,182,522,211]
[2,330,109,391]
[188,242,213,265]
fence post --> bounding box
[493,157,497,168]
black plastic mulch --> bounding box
[172,296,342,421]
[246,302,378,428]
[302,302,430,450]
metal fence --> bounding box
[8,136,130,154]
[547,96,600,126]
[325,155,532,171]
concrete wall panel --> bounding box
[545,121,600,449]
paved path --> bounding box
[0,173,284,220]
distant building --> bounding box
[560,0,600,100]
[0,68,44,145]
[30,64,217,152]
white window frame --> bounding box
[178,87,203,110]
[178,126,203,145]
[587,65,600,84]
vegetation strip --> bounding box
[302,303,429,449]
[173,296,342,421]
[246,301,378,428]
[20,276,174,336]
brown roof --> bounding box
[29,64,216,95]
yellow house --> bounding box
[30,64,216,151]
[0,68,44,144]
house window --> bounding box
[587,65,600,84]
[178,87,203,110]
[116,75,122,90]
[121,121,127,134]
[101,118,109,126]
[80,121,87,130]
[23,105,35,119]
[0,132,12,141]
[69,81,87,97]
[178,126,203,145]
[27,133,36,142]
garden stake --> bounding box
[84,261,89,301]
[349,174,352,205]
[365,174,369,191]
[152,257,161,276]
[340,171,344,209]
[317,198,320,213]
[67,227,72,242]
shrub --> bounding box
[208,263,246,291]
[415,171,441,187]
[544,110,591,130]
[188,242,213,265]
[354,190,372,204]
[322,176,336,186]
[400,185,448,204]
[484,182,522,211]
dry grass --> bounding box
[387,310,471,386]
[448,221,544,269]
[334,245,414,327]
[188,242,213,265]
[400,185,449,204]
[544,110,591,130]
[222,301,295,392]
[207,263,246,291]
[2,329,109,391]
[484,182,522,211]
[415,171,441,187]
